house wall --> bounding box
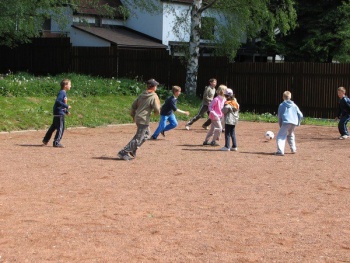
[120,0,163,41]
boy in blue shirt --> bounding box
[336,86,350,139]
[42,79,71,148]
[151,86,189,139]
[275,91,303,156]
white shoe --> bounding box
[230,147,238,151]
[220,147,230,151]
[185,125,190,130]
[339,135,349,140]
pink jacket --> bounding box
[209,95,226,120]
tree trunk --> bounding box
[185,0,202,95]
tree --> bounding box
[121,0,297,95]
[262,0,350,62]
[0,0,116,48]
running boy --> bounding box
[151,86,189,140]
[42,79,71,148]
[275,91,303,156]
[185,78,217,130]
[117,79,161,161]
[221,88,239,151]
[335,86,350,139]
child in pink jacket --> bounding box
[203,85,227,146]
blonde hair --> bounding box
[338,86,346,93]
[172,85,181,93]
[216,85,227,96]
[283,91,291,100]
[60,79,71,90]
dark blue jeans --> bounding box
[224,124,237,149]
[43,115,65,145]
[338,115,350,136]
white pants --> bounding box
[276,123,297,154]
[205,118,222,142]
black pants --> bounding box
[43,115,65,146]
[187,104,212,127]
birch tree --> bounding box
[121,0,296,95]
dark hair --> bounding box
[60,79,70,90]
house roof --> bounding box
[72,25,167,49]
[76,0,124,18]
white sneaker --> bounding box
[220,147,230,151]
[230,147,238,151]
[185,125,190,130]
[339,135,349,140]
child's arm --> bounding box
[175,109,189,116]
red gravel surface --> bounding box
[1,121,350,262]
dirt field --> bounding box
[1,120,350,262]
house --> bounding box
[43,0,270,60]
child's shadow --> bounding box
[17,144,46,147]
[92,156,122,161]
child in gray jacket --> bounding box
[221,88,239,151]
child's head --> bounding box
[283,91,291,100]
[224,88,234,100]
[216,85,227,96]
[146,79,159,91]
[209,78,217,87]
[60,79,71,91]
[172,85,181,97]
[337,86,346,98]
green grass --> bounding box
[0,72,338,132]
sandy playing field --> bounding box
[1,120,349,262]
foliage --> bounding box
[0,0,116,48]
[260,0,350,62]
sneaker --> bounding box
[339,135,349,140]
[291,149,296,154]
[203,140,210,145]
[274,152,284,156]
[202,125,209,130]
[161,131,165,137]
[230,147,238,151]
[150,135,157,140]
[185,125,190,130]
[211,141,220,146]
[42,140,48,146]
[220,147,230,151]
[53,143,64,148]
[117,151,132,161]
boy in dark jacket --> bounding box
[42,79,71,148]
[336,86,350,139]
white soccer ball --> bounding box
[265,131,274,140]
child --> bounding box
[42,79,71,148]
[203,85,227,146]
[151,86,189,139]
[335,86,350,139]
[221,88,239,151]
[117,79,161,161]
[185,78,217,130]
[275,91,303,156]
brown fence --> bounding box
[1,39,350,118]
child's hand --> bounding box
[185,111,190,116]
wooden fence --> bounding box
[1,39,350,118]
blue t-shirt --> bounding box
[160,95,177,116]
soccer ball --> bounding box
[265,131,274,140]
